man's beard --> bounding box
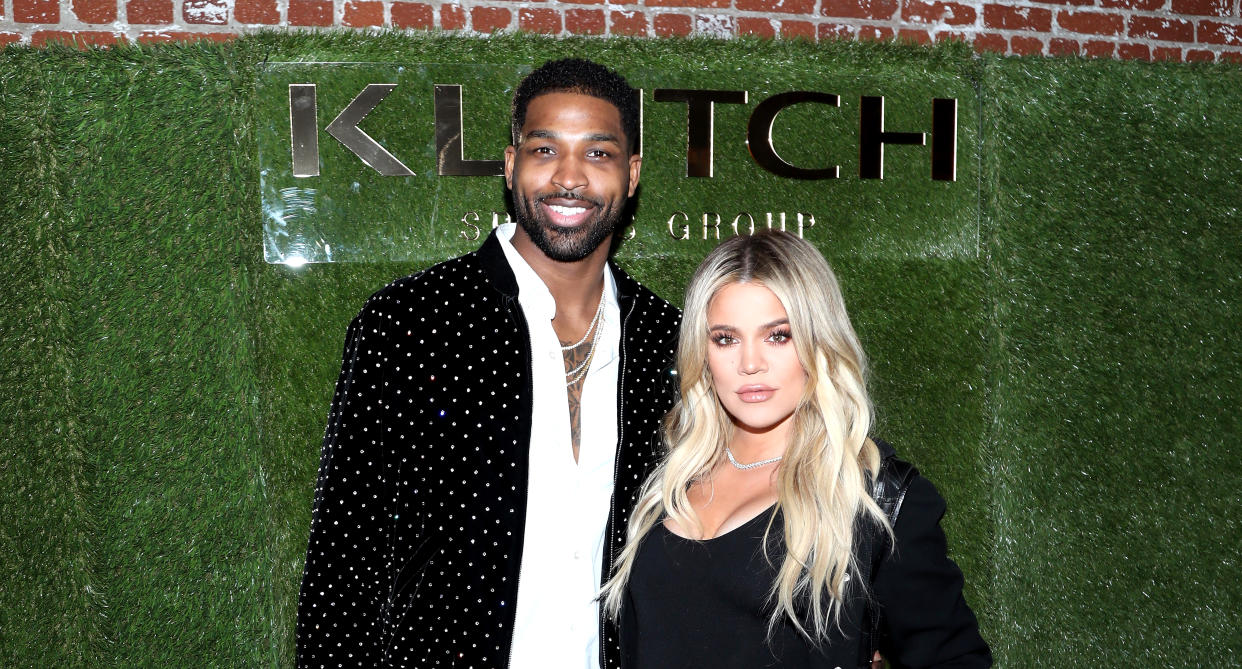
[512,189,625,263]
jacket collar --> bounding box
[477,227,642,304]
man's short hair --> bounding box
[511,58,640,155]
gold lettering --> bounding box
[732,213,755,236]
[702,213,721,240]
[796,212,815,238]
[460,211,481,241]
[764,211,787,232]
[667,212,690,240]
[491,211,512,229]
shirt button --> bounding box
[573,551,581,560]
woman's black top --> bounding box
[620,466,992,669]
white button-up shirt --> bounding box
[499,224,621,669]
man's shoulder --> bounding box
[612,264,681,325]
[364,250,492,303]
[348,250,500,330]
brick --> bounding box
[73,0,116,23]
[936,30,969,43]
[1129,16,1194,42]
[183,0,228,24]
[0,33,22,47]
[14,0,58,23]
[1116,42,1150,59]
[653,12,692,36]
[737,0,814,15]
[234,0,278,23]
[695,14,735,37]
[472,6,512,32]
[984,4,1052,31]
[973,31,1008,53]
[1010,35,1045,55]
[566,8,604,33]
[1220,51,1242,63]
[138,30,235,42]
[127,0,173,24]
[898,27,931,43]
[820,0,897,21]
[738,17,776,36]
[1185,48,1216,60]
[1171,0,1230,15]
[818,22,856,39]
[518,7,560,33]
[561,0,602,5]
[858,25,895,39]
[1199,20,1242,46]
[1099,0,1162,8]
[391,2,433,28]
[1049,37,1079,55]
[32,30,124,47]
[342,0,382,26]
[441,4,466,29]
[647,0,729,8]
[780,19,815,40]
[1083,39,1115,57]
[1057,10,1123,36]
[1152,46,1182,60]
[609,10,647,35]
[288,0,332,25]
[903,0,976,26]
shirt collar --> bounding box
[496,223,618,324]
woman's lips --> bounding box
[736,385,776,403]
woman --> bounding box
[602,230,991,668]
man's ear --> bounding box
[627,154,642,197]
[504,145,517,189]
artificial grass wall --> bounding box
[0,33,1237,667]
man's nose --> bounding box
[552,154,587,192]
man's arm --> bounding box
[296,296,396,668]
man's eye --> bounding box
[532,146,554,155]
[588,149,610,158]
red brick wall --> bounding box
[2,0,1240,62]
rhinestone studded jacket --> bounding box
[296,230,681,669]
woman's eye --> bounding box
[768,330,792,344]
[711,335,735,346]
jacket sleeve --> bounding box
[296,296,397,667]
[873,475,992,669]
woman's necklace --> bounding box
[724,446,784,470]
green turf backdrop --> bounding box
[0,32,1238,667]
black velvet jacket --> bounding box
[296,230,681,668]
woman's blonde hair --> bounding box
[602,229,891,640]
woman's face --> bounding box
[706,282,807,441]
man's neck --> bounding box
[509,227,612,327]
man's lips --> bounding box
[736,385,777,403]
[538,196,599,227]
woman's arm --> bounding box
[873,474,992,668]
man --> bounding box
[296,58,680,669]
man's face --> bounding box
[504,91,641,263]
